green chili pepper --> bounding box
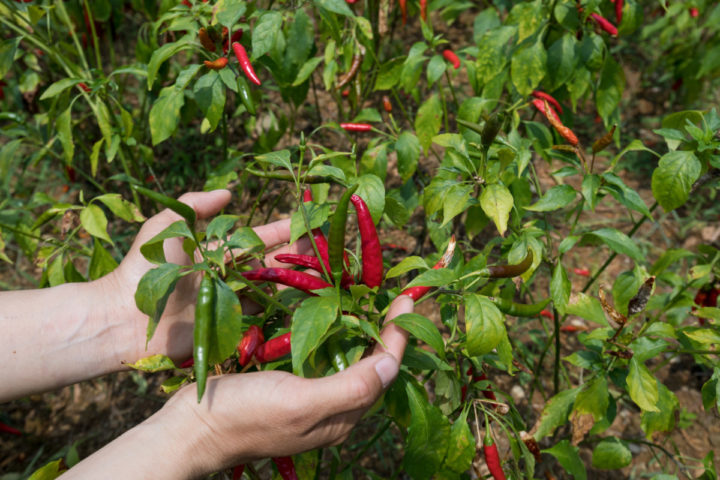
[194,273,215,402]
[485,251,533,278]
[481,113,504,151]
[492,297,549,317]
[328,184,358,286]
[237,76,256,115]
[327,334,349,372]
[133,185,196,229]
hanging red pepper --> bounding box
[0,421,22,436]
[237,325,265,367]
[231,465,245,480]
[242,268,332,295]
[350,194,383,288]
[272,456,299,480]
[204,57,228,70]
[540,309,554,319]
[398,0,407,25]
[484,428,507,480]
[198,28,216,52]
[615,0,623,24]
[382,95,393,113]
[223,30,243,54]
[590,13,618,36]
[181,0,192,6]
[401,236,456,300]
[442,49,461,69]
[275,254,354,288]
[419,0,427,22]
[532,99,579,146]
[254,333,291,363]
[573,267,591,277]
[232,42,261,86]
[531,90,563,114]
[340,122,372,132]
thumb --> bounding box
[310,353,399,417]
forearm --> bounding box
[0,277,136,402]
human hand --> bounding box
[100,190,314,366]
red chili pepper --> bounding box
[179,357,194,368]
[238,325,264,367]
[232,465,245,480]
[531,90,563,114]
[77,82,91,93]
[340,122,372,132]
[690,7,699,18]
[0,421,21,436]
[272,456,298,480]
[419,0,427,22]
[242,268,332,295]
[615,0,623,24]
[204,57,229,70]
[590,13,618,36]
[341,89,350,97]
[401,236,456,300]
[560,324,588,333]
[398,0,407,25]
[350,194,383,288]
[382,95,393,113]
[442,49,461,69]
[532,99,579,146]
[0,80,5,101]
[540,309,554,320]
[223,30,243,54]
[337,54,362,89]
[65,165,77,183]
[198,28,216,52]
[181,0,192,6]
[275,254,353,288]
[232,42,261,86]
[573,268,591,277]
[381,243,406,252]
[484,430,507,480]
[254,333,291,363]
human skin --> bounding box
[0,190,413,479]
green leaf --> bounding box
[403,268,455,290]
[396,132,421,181]
[133,186,197,228]
[550,264,570,315]
[534,388,579,439]
[208,279,244,364]
[292,57,324,86]
[391,313,446,359]
[443,409,475,474]
[442,184,473,227]
[57,106,74,164]
[465,294,506,356]
[291,296,338,375]
[314,0,355,17]
[216,0,246,27]
[426,54,446,87]
[28,459,65,480]
[0,37,20,80]
[206,215,239,240]
[641,382,678,438]
[385,256,429,278]
[415,95,443,155]
[40,77,82,100]
[147,41,191,90]
[95,193,146,222]
[574,376,609,421]
[139,221,196,264]
[651,150,701,212]
[194,71,226,132]
[596,56,625,123]
[582,174,602,211]
[290,202,330,244]
[547,34,578,90]
[475,26,516,85]
[126,354,176,372]
[543,440,586,480]
[602,172,652,218]
[567,292,608,326]
[256,149,293,170]
[88,238,119,280]
[355,174,385,224]
[526,185,577,212]
[511,39,547,96]
[627,357,660,412]
[403,381,451,480]
[591,437,632,470]
[252,11,283,59]
[480,184,513,236]
[149,86,185,145]
[581,228,643,262]
[80,204,112,243]
[134,263,182,342]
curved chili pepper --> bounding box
[573,267,591,277]
[485,251,533,278]
[336,54,362,89]
[232,42,261,86]
[303,190,352,286]
[539,309,554,319]
[223,29,243,54]
[492,297,550,317]
[328,185,359,286]
[204,57,228,70]
[484,430,507,480]
[254,333,291,363]
[532,99,579,146]
[419,0,427,22]
[275,254,353,288]
[77,82,91,93]
[232,465,245,480]
[272,456,298,480]
[615,0,623,24]
[442,49,461,69]
[350,194,383,288]
[198,28,216,52]
[531,90,563,114]
[398,0,407,25]
[481,113,504,151]
[590,13,618,36]
[0,421,21,436]
[178,357,194,368]
[238,325,264,367]
[591,125,616,154]
[382,95,393,113]
[242,268,332,295]
[327,334,349,372]
[401,236,456,300]
[237,76,256,115]
[340,122,372,132]
[194,273,214,402]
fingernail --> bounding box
[374,355,399,389]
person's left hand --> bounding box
[100,190,314,365]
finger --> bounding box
[176,190,232,220]
[374,295,414,361]
[252,219,292,249]
[308,353,398,418]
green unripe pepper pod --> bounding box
[484,251,533,278]
[237,76,256,115]
[328,184,359,286]
[194,273,215,402]
[492,297,550,317]
[327,334,349,372]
